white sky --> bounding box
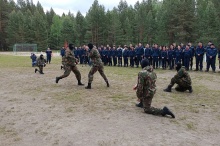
[32,0,140,16]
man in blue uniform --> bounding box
[107,47,113,66]
[135,43,144,68]
[117,46,123,67]
[129,45,136,67]
[46,48,52,64]
[152,44,160,69]
[175,45,182,65]
[102,47,108,66]
[206,44,217,72]
[183,45,192,71]
[161,46,168,69]
[123,46,129,67]
[188,43,195,70]
[144,44,152,65]
[195,42,205,71]
[112,46,117,66]
[168,45,175,70]
[30,53,37,67]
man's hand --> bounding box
[133,84,137,90]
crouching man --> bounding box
[135,59,175,118]
[164,63,193,93]
[35,54,46,74]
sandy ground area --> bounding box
[0,53,220,146]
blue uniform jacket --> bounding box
[107,49,112,57]
[183,49,192,58]
[123,49,129,57]
[135,47,144,56]
[129,50,136,57]
[196,46,205,56]
[144,48,152,57]
[60,49,65,57]
[102,50,108,56]
[31,54,37,61]
[161,50,168,58]
[112,50,117,57]
[151,48,160,57]
[190,46,195,57]
[175,50,182,58]
[117,49,122,57]
[206,48,217,58]
[168,50,175,59]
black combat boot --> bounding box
[161,106,175,118]
[136,100,143,108]
[78,80,84,86]
[164,85,172,92]
[40,71,44,74]
[61,66,63,70]
[106,81,110,87]
[35,68,38,73]
[85,83,91,89]
[56,77,62,83]
[188,86,193,93]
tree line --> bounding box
[0,0,220,51]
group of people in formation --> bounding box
[60,41,220,72]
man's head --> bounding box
[211,44,215,48]
[69,44,74,50]
[176,62,182,71]
[88,43,93,50]
[141,59,150,69]
[40,54,44,59]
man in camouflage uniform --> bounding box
[55,44,84,86]
[35,54,46,74]
[164,62,192,93]
[135,59,175,118]
[85,43,109,89]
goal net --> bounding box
[13,44,38,55]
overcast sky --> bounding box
[32,0,140,16]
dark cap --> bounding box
[69,43,74,50]
[88,43,93,49]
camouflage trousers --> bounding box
[38,65,43,73]
[59,65,81,80]
[169,77,191,91]
[88,65,108,83]
[142,96,163,115]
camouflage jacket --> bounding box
[62,49,77,66]
[36,57,46,66]
[136,66,157,99]
[174,67,191,85]
[89,48,103,66]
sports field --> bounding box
[0,54,220,146]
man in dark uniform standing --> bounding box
[195,42,205,71]
[206,44,217,72]
[135,43,144,68]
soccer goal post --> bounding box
[13,44,38,55]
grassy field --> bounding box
[0,54,220,146]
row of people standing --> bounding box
[60,42,220,72]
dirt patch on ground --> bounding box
[0,54,220,146]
